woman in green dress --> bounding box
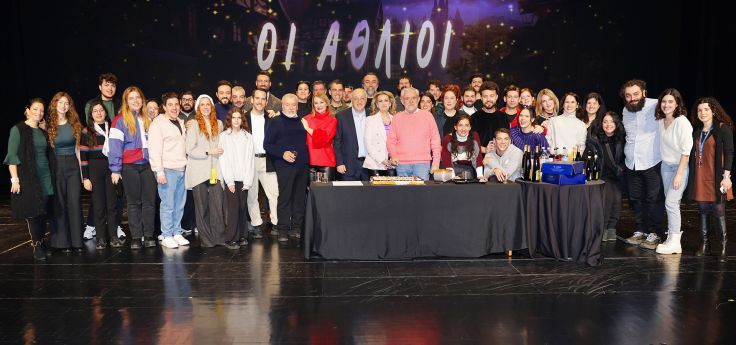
[5,98,55,260]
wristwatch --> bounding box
[10,177,19,183]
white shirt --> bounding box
[462,105,476,116]
[545,112,587,152]
[659,115,694,165]
[483,144,523,181]
[218,129,255,188]
[250,111,266,154]
[623,98,661,170]
[352,108,367,157]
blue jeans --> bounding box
[396,162,431,180]
[661,162,688,235]
[157,169,186,238]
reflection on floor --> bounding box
[0,197,735,344]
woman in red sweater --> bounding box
[301,93,337,181]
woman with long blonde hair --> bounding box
[47,92,84,253]
[109,86,157,249]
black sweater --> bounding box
[263,115,309,169]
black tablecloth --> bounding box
[304,182,527,260]
[517,180,606,266]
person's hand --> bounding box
[10,181,20,194]
[486,140,495,153]
[381,159,393,168]
[283,151,296,163]
[337,165,347,174]
[721,177,732,192]
[83,179,93,191]
[478,176,488,183]
[390,158,399,166]
[157,174,167,185]
[301,118,312,132]
[111,173,122,185]
[493,168,507,182]
[208,147,224,157]
[266,110,279,118]
[228,184,236,193]
[672,172,683,190]
[532,125,545,134]
[540,120,549,128]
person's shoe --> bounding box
[117,226,126,239]
[143,237,157,248]
[181,229,193,237]
[95,239,107,250]
[60,248,72,254]
[73,247,84,254]
[253,225,264,239]
[130,238,142,249]
[603,229,617,242]
[237,237,248,246]
[161,237,179,249]
[224,241,240,250]
[270,225,279,236]
[288,230,301,239]
[31,241,46,261]
[173,234,190,246]
[83,225,96,240]
[110,239,124,248]
[716,216,728,262]
[656,233,682,254]
[278,234,289,242]
[639,233,661,250]
[696,214,710,256]
[625,231,647,245]
[157,234,164,242]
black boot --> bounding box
[696,214,710,256]
[31,241,46,261]
[716,216,728,262]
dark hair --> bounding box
[596,111,626,142]
[296,80,311,90]
[328,79,343,90]
[313,80,326,88]
[146,98,160,106]
[518,105,537,126]
[216,80,232,90]
[494,127,511,138]
[450,114,475,160]
[161,92,179,105]
[619,79,647,99]
[420,92,436,114]
[655,88,687,120]
[363,71,378,79]
[561,92,584,121]
[691,97,734,129]
[462,86,476,96]
[479,81,499,95]
[85,99,110,147]
[252,87,268,98]
[584,92,607,125]
[98,73,117,85]
[180,90,194,99]
[226,106,250,133]
[427,79,442,90]
[26,97,45,109]
[469,73,484,84]
[398,75,411,83]
[256,71,270,80]
[504,84,520,96]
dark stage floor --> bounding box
[1,197,735,344]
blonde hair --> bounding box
[121,86,150,136]
[535,88,559,118]
[311,93,332,116]
[370,91,397,115]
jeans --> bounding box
[157,169,186,238]
[396,162,431,180]
[661,163,688,235]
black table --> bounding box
[517,180,606,266]
[304,181,527,260]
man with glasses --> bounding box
[179,91,195,122]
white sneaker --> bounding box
[157,234,164,242]
[173,234,190,246]
[83,226,96,240]
[161,237,179,249]
[117,226,126,239]
[656,233,682,254]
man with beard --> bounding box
[394,75,411,112]
[178,91,195,122]
[473,81,508,154]
[231,85,247,110]
[244,71,282,115]
[621,79,665,250]
[313,80,327,96]
[328,79,349,114]
[500,84,521,125]
[214,80,232,121]
[470,73,485,110]
[461,87,477,115]
[362,72,379,109]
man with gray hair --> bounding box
[387,87,442,180]
[334,88,371,181]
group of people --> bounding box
[6,71,732,263]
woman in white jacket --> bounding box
[363,91,397,176]
[219,107,255,250]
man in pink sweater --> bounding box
[388,87,442,180]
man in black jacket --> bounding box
[335,89,370,181]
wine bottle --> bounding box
[592,148,600,180]
[532,145,541,182]
[522,144,531,181]
[584,150,593,181]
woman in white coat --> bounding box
[363,91,397,176]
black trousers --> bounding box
[50,155,83,249]
[26,196,50,242]
[224,181,249,242]
[275,165,309,233]
[181,190,197,230]
[88,159,118,241]
[192,181,225,247]
[602,178,623,230]
[626,163,665,236]
[367,168,397,177]
[121,163,157,239]
[339,158,371,181]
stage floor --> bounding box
[1,197,735,344]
